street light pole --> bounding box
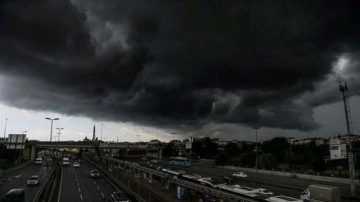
[56,128,64,142]
[3,118,7,139]
[45,117,59,142]
[101,123,103,141]
[253,126,260,174]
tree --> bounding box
[204,141,218,158]
[259,153,276,169]
[262,137,289,163]
[313,157,326,173]
[225,143,241,157]
[192,141,203,158]
[162,143,175,158]
[215,152,229,165]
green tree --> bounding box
[228,156,242,166]
[313,157,326,173]
[262,137,289,163]
[204,141,218,158]
[259,153,276,169]
[225,143,241,157]
[162,143,175,158]
[215,152,229,165]
[192,141,203,158]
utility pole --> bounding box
[101,123,103,141]
[339,82,355,195]
[3,118,7,139]
[56,128,64,142]
[253,126,260,174]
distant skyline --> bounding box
[1,95,360,142]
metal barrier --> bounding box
[89,156,260,202]
[33,158,62,202]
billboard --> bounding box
[7,134,26,149]
[330,138,347,160]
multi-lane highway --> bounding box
[154,160,359,200]
[0,162,50,202]
[59,159,121,202]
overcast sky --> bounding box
[1,1,360,142]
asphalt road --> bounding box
[59,160,120,202]
[0,161,50,202]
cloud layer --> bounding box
[1,0,360,133]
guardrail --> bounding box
[33,158,62,202]
[86,158,149,202]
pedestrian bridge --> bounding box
[26,140,95,149]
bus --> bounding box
[169,157,191,167]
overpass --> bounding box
[27,141,95,149]
[22,141,163,161]
[22,141,96,161]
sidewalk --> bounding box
[1,161,32,176]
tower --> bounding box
[92,124,96,141]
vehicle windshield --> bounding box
[29,177,38,180]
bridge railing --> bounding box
[87,154,260,202]
[33,157,62,202]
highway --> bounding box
[59,159,121,202]
[0,162,50,202]
[153,160,359,200]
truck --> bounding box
[300,184,340,202]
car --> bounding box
[89,169,100,178]
[256,188,274,195]
[1,188,25,202]
[34,157,42,165]
[222,176,236,184]
[62,157,70,166]
[151,159,158,163]
[111,191,131,202]
[232,172,247,178]
[73,162,80,168]
[27,175,39,186]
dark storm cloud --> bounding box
[1,0,360,132]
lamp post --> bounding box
[3,118,7,139]
[45,117,59,142]
[56,128,64,142]
[253,126,260,174]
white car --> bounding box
[256,188,273,195]
[73,162,80,168]
[35,157,42,165]
[27,175,39,186]
[232,172,247,178]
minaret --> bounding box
[92,124,96,141]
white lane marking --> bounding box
[96,186,100,191]
[93,181,96,185]
[100,193,105,198]
[57,165,64,202]
[78,187,81,193]
[77,182,80,187]
[80,194,83,200]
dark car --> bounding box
[1,189,25,202]
[111,191,130,202]
[223,176,236,184]
[89,169,100,178]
